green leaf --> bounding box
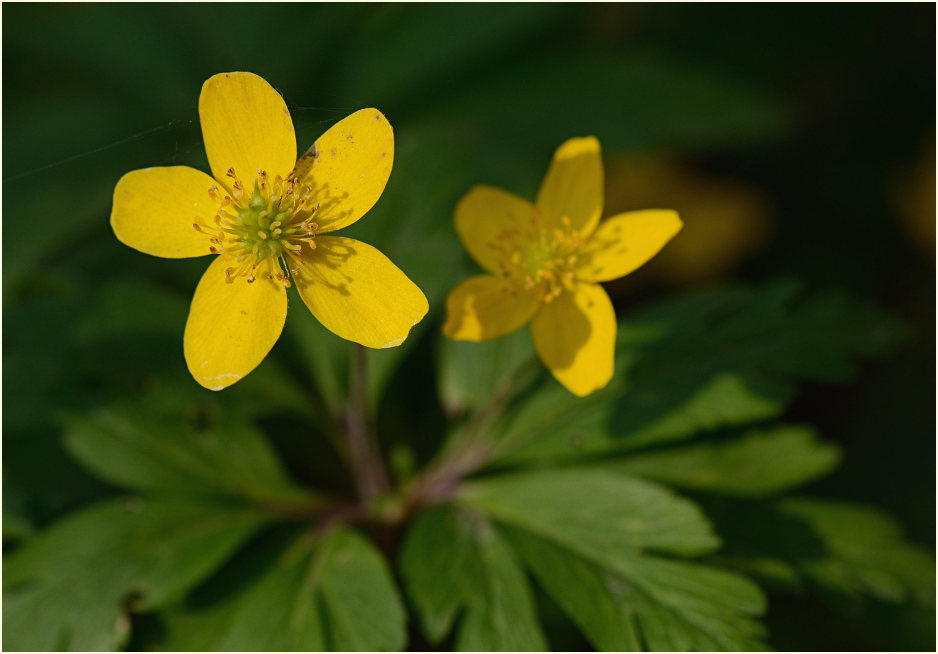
[2,498,266,651]
[493,283,907,465]
[437,327,536,417]
[163,528,407,651]
[509,528,767,651]
[457,467,766,650]
[399,505,547,650]
[461,468,720,559]
[63,406,313,505]
[779,499,935,605]
[708,498,936,607]
[612,425,841,497]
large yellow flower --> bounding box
[443,137,681,397]
[112,72,428,390]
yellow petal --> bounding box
[442,275,539,341]
[576,210,683,282]
[531,282,615,397]
[292,109,394,233]
[536,136,603,237]
[454,185,537,274]
[111,166,219,258]
[292,236,427,349]
[199,72,297,186]
[184,255,288,390]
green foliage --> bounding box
[63,406,312,504]
[709,498,936,607]
[461,469,720,557]
[162,529,406,651]
[612,426,841,497]
[4,277,929,652]
[509,529,767,651]
[463,469,766,650]
[438,327,536,417]
[781,499,936,605]
[400,469,767,651]
[2,499,267,651]
[400,505,547,650]
[491,283,907,465]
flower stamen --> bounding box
[206,170,320,285]
[491,212,584,303]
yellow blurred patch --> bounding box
[604,155,773,287]
[895,140,936,261]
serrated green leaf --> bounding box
[63,406,314,505]
[461,468,720,559]
[162,528,407,651]
[708,498,935,607]
[2,498,266,651]
[493,283,907,465]
[779,499,936,605]
[399,505,547,650]
[612,425,841,497]
[508,527,767,651]
[456,466,768,650]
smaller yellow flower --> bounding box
[443,137,682,397]
[112,72,428,390]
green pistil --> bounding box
[233,187,294,260]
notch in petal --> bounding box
[531,282,615,397]
[200,72,297,186]
[443,274,540,341]
[184,255,288,390]
[292,236,427,349]
[576,210,683,282]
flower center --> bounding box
[194,168,320,286]
[492,213,584,303]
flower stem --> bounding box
[403,355,541,510]
[343,344,391,506]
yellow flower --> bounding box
[443,137,681,397]
[111,72,428,390]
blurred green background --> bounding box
[3,3,934,650]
